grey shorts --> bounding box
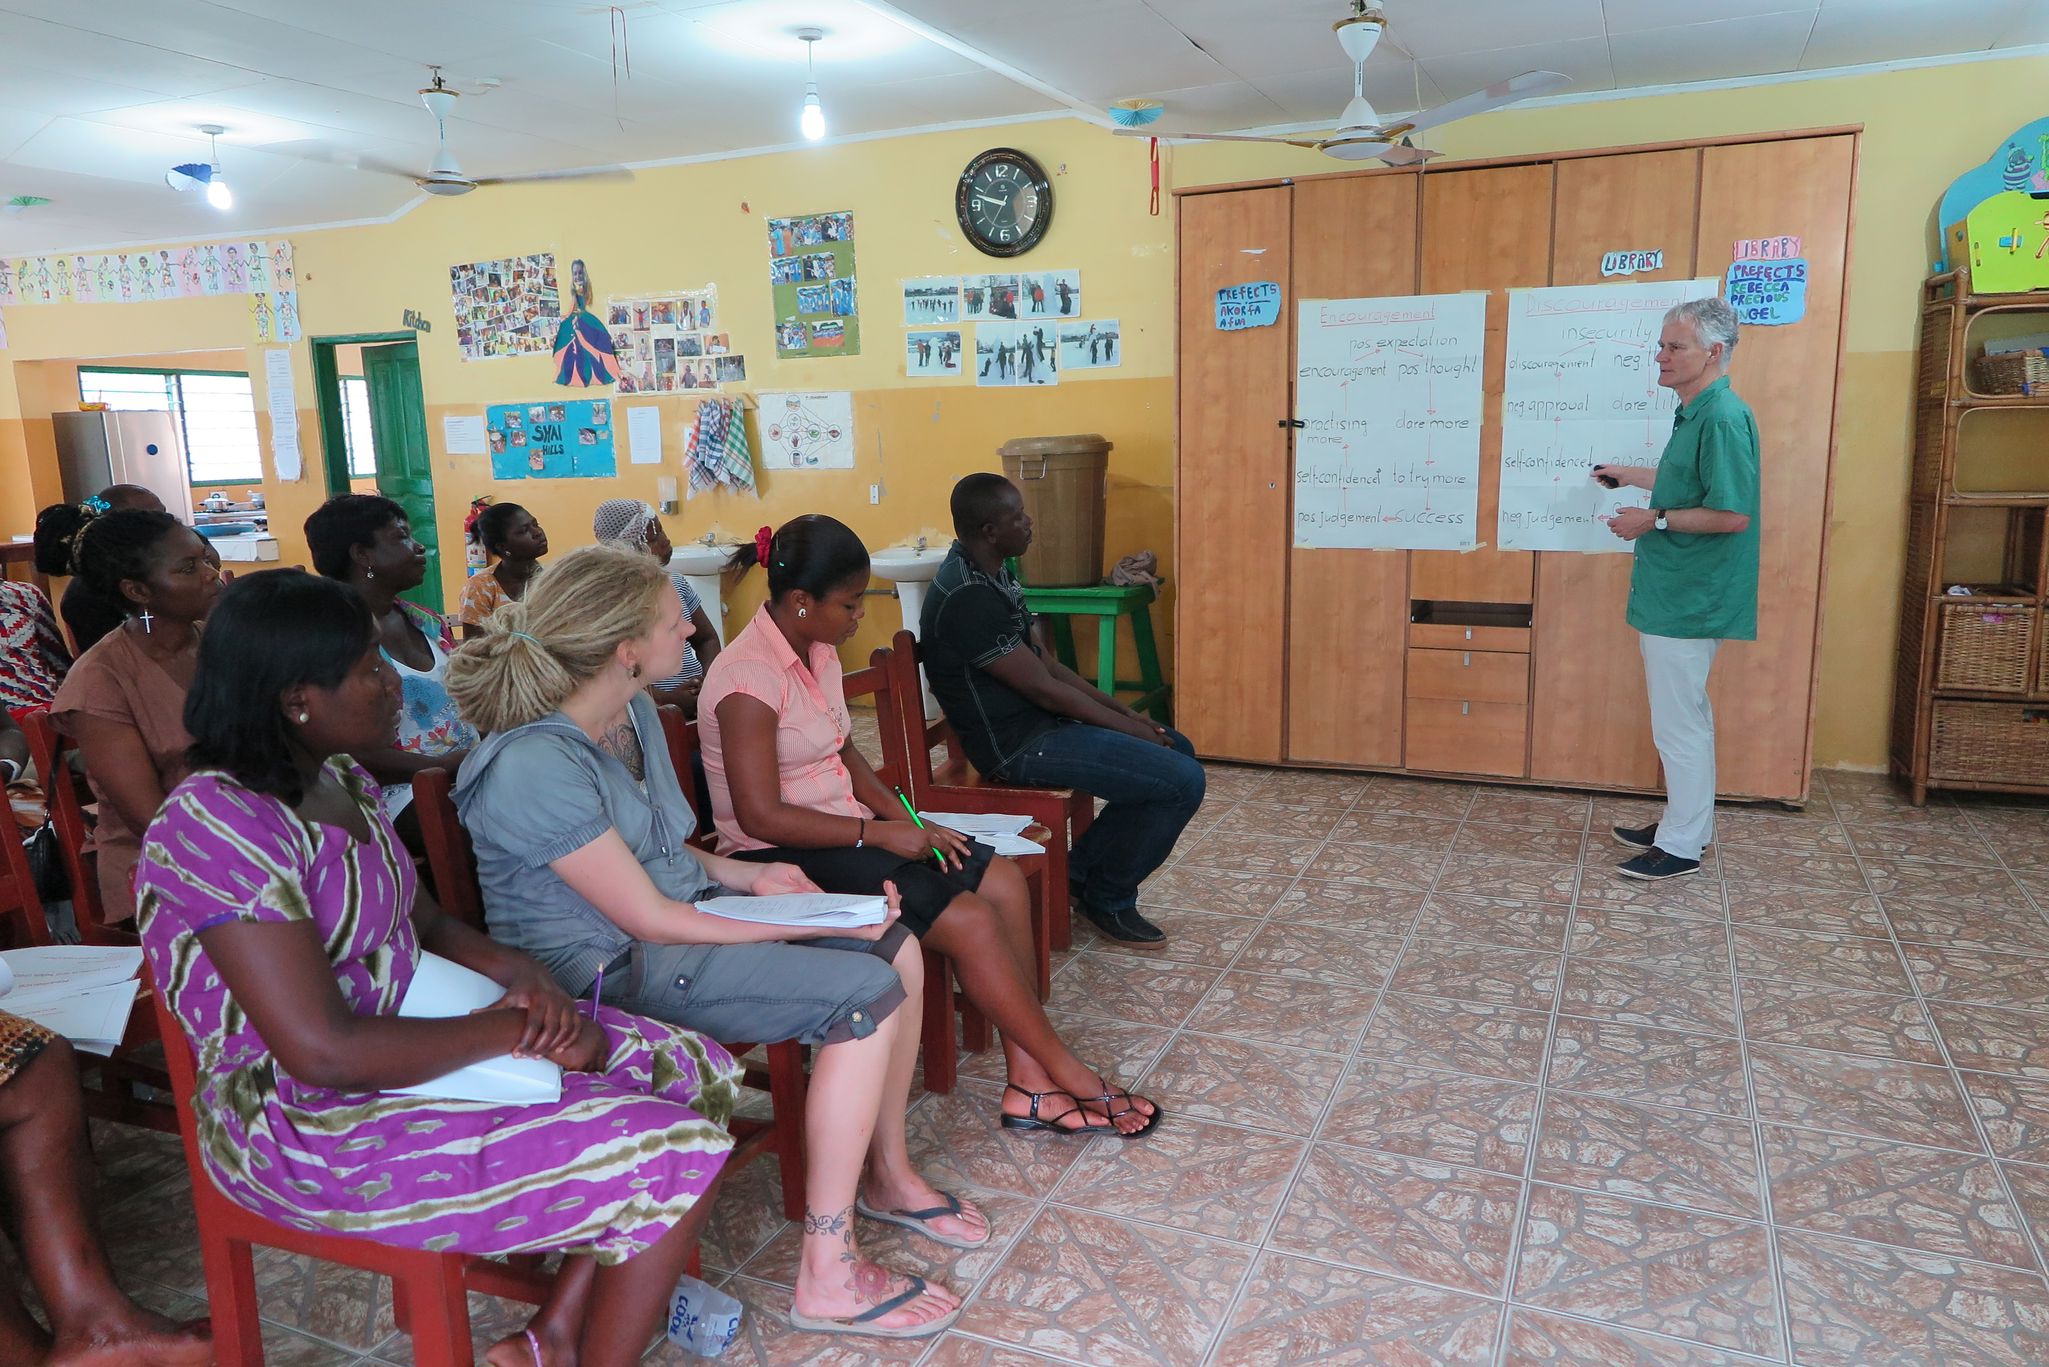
[598,922,912,1047]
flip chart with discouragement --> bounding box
[1292,293,1487,551]
[1498,278,1718,553]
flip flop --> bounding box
[856,1190,991,1250]
[787,1273,961,1339]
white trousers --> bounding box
[1639,633,1722,860]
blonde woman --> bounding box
[446,545,976,1341]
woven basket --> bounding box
[1971,351,2049,397]
[1934,601,2036,693]
[1929,701,2049,784]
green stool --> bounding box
[1012,574,1172,724]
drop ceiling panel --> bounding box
[1800,0,2030,69]
[0,0,409,86]
[1599,0,1817,38]
[1378,0,1608,60]
[1418,36,1616,103]
[0,14,271,99]
[1608,11,1830,86]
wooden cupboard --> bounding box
[1173,130,1856,801]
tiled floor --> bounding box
[70,765,2049,1364]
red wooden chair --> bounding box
[413,763,808,1220]
[1,778,54,948]
[879,630,1093,957]
[21,711,130,946]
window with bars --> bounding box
[338,376,379,479]
[77,367,264,486]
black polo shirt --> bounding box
[918,543,1059,775]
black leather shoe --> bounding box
[1082,902,1167,947]
[1617,848,1701,882]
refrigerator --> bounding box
[52,411,193,522]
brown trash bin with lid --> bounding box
[999,434,1113,587]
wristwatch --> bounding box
[1652,509,1669,532]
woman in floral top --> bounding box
[458,501,548,639]
[304,495,477,852]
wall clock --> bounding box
[956,147,1053,258]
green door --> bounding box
[361,342,442,611]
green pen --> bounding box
[893,787,948,867]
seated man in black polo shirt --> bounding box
[919,474,1205,947]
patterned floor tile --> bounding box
[919,1335,1075,1367]
[694,1275,930,1366]
[1387,939,1562,1012]
[1532,1093,1762,1218]
[246,1248,399,1355]
[96,1179,207,1294]
[1201,764,1276,803]
[1503,1308,1773,1365]
[1511,1185,1783,1358]
[1300,844,1445,894]
[1862,857,2034,911]
[1747,1043,1979,1150]
[1411,895,1574,953]
[1185,971,1381,1054]
[86,1121,188,1209]
[1357,995,1554,1082]
[1268,879,1426,935]
[2005,1161,2049,1251]
[1567,909,1733,974]
[902,1080,1089,1198]
[699,1151,792,1274]
[956,1206,1253,1367]
[1211,801,1346,843]
[1558,959,1738,1036]
[1722,883,1891,938]
[1762,1124,2037,1268]
[1141,867,1295,918]
[1234,922,1407,989]
[1843,818,1998,864]
[1716,847,1868,893]
[1574,873,1728,921]
[1213,1253,1503,1366]
[1961,1071,2049,1164]
[1929,1000,2049,1078]
[1729,927,1912,995]
[1713,815,1852,855]
[1454,822,1590,864]
[735,1187,1035,1293]
[1048,953,1220,1028]
[1777,1228,2049,1367]
[1351,779,1475,820]
[1137,1031,1344,1136]
[1545,1019,1751,1118]
[1071,906,1262,972]
[1904,945,2049,1012]
[1175,832,1323,879]
[1433,854,1579,906]
[1269,1143,1522,1295]
[1321,1060,1536,1176]
[956,1010,1172,1094]
[1247,769,1377,808]
[1328,810,1464,850]
[1466,790,1590,830]
[1736,980,1942,1065]
[1051,1117,1302,1243]
[1882,900,2049,957]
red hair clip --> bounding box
[753,524,774,565]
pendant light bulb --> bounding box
[798,30,826,141]
[202,125,231,210]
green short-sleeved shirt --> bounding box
[1626,376,1762,641]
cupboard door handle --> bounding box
[1464,627,1474,641]
[1277,418,1305,429]
[1462,701,1470,716]
[1463,652,1471,666]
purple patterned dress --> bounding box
[136,760,740,1265]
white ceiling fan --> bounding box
[1117,2,1570,165]
[353,67,634,197]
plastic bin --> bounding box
[999,434,1112,587]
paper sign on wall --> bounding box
[262,348,302,481]
[1497,277,1719,553]
[486,399,616,480]
[1733,236,1801,260]
[1725,258,1807,326]
[626,405,664,464]
[1216,281,1281,330]
[442,415,487,455]
[1292,293,1488,551]
[1600,250,1664,277]
[758,391,855,469]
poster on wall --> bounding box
[767,211,859,357]
[0,240,292,307]
[450,254,561,361]
[757,391,855,469]
[1292,293,1488,551]
[1497,277,1720,553]
[905,329,962,378]
[974,321,1058,387]
[604,288,745,394]
[485,397,616,481]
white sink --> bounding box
[668,544,744,645]
[869,545,950,716]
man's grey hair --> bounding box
[1665,296,1739,363]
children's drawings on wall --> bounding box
[1292,293,1487,552]
[485,398,616,480]
[1215,281,1281,330]
[905,329,963,378]
[450,254,560,361]
[0,240,294,308]
[605,288,743,393]
[975,321,1059,387]
[1497,277,1719,553]
[1725,259,1807,326]
[902,277,960,324]
[1056,319,1120,370]
[757,391,855,469]
[767,211,859,357]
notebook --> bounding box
[0,946,145,1054]
[694,892,889,929]
[917,811,1043,856]
[389,952,564,1105]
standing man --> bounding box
[1592,296,1760,882]
[921,474,1206,946]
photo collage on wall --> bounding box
[895,270,1116,384]
[486,397,616,481]
[450,253,561,361]
[606,288,745,393]
[767,210,860,357]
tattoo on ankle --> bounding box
[803,1205,852,1238]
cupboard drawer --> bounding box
[1406,648,1530,705]
[1405,699,1529,777]
[1409,623,1532,653]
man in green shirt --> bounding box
[1591,296,1761,882]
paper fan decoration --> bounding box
[3,195,51,214]
[553,257,622,388]
[1109,99,1163,128]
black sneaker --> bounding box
[1612,824,1658,850]
[1081,902,1167,948]
[1617,849,1702,882]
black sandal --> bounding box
[998,1083,1118,1136]
[1088,1084,1163,1138]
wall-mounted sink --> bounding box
[870,544,950,716]
[668,543,744,644]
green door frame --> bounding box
[312,331,414,497]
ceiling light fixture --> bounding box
[797,28,826,141]
[166,125,232,209]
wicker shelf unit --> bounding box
[1891,272,2049,802]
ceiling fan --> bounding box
[1116,2,1570,165]
[355,68,633,197]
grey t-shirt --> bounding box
[453,690,714,994]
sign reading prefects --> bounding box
[1724,258,1808,326]
[1215,281,1281,330]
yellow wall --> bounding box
[2,52,2044,768]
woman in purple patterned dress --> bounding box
[136,569,739,1367]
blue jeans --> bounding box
[993,723,1205,915]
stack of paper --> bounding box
[695,892,889,929]
[392,952,563,1105]
[918,812,1043,857]
[0,946,146,1055]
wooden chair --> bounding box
[21,711,130,946]
[879,630,1093,957]
[412,764,808,1220]
[1,779,54,948]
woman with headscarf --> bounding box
[590,499,722,717]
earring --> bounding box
[138,609,155,633]
[629,663,642,680]
[798,607,807,618]
[296,712,309,723]
[365,567,375,580]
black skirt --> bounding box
[728,838,996,938]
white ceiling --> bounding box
[0,0,2042,253]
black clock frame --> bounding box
[956,147,1053,258]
